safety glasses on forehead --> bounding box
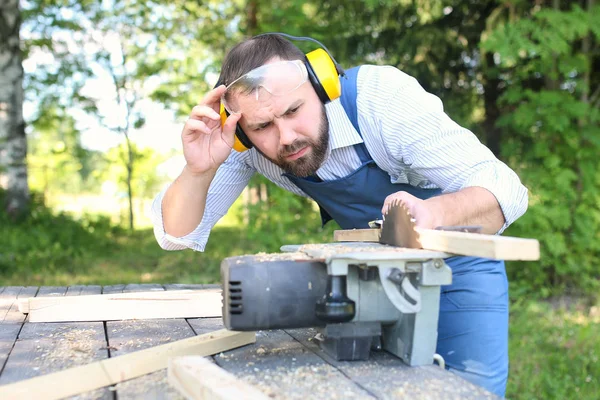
[221,60,308,115]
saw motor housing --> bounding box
[221,244,452,366]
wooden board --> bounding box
[18,287,192,313]
[285,328,500,399]
[22,289,222,322]
[0,327,256,400]
[198,325,376,399]
[0,287,39,374]
[333,228,380,242]
[0,286,111,400]
[105,283,207,399]
[333,228,540,261]
[104,283,186,399]
[169,356,270,400]
[416,228,540,260]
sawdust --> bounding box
[240,364,370,399]
[298,243,427,259]
[233,252,310,263]
[115,370,185,399]
[34,327,101,366]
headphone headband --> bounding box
[254,33,346,77]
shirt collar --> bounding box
[325,99,364,151]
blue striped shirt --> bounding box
[151,65,528,251]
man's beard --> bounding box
[259,105,330,177]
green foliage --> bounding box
[103,142,167,200]
[233,176,339,252]
[27,104,103,195]
[481,2,600,296]
[0,189,121,280]
[507,298,600,399]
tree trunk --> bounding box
[0,0,29,217]
[482,52,502,158]
[125,135,134,231]
[246,1,258,37]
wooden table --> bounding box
[0,284,499,399]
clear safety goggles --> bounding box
[221,59,308,115]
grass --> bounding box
[506,298,599,399]
[0,227,255,286]
[1,224,598,399]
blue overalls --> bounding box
[283,67,509,398]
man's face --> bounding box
[234,60,330,177]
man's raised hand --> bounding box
[181,85,241,175]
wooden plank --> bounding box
[107,319,196,399]
[0,328,256,400]
[187,317,377,399]
[18,286,185,313]
[285,328,501,400]
[1,287,38,323]
[164,284,206,291]
[66,285,103,296]
[416,228,540,260]
[105,283,176,400]
[21,289,222,322]
[168,356,270,400]
[333,228,380,242]
[123,283,165,292]
[105,284,191,399]
[0,287,38,375]
[0,286,111,400]
[334,227,540,261]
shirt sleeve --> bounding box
[357,65,528,234]
[150,152,255,251]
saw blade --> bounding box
[380,201,421,248]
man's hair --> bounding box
[217,34,305,86]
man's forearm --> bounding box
[162,166,216,237]
[425,186,505,234]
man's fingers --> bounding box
[183,119,212,137]
[220,113,241,147]
[190,104,221,121]
[199,85,227,107]
[382,191,412,215]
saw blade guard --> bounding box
[378,266,421,313]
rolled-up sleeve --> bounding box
[150,152,255,251]
[366,66,528,233]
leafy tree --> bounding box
[27,103,98,198]
[103,142,167,227]
[481,0,600,294]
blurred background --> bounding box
[0,0,598,398]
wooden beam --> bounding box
[19,289,222,322]
[18,289,209,313]
[334,228,540,260]
[416,228,540,260]
[333,228,380,242]
[168,356,269,400]
[0,329,255,400]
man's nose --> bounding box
[277,120,298,146]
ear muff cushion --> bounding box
[305,48,341,103]
[219,103,253,152]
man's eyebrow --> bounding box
[246,100,304,130]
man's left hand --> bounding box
[381,191,441,229]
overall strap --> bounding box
[338,66,370,163]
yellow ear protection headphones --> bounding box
[218,33,345,152]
